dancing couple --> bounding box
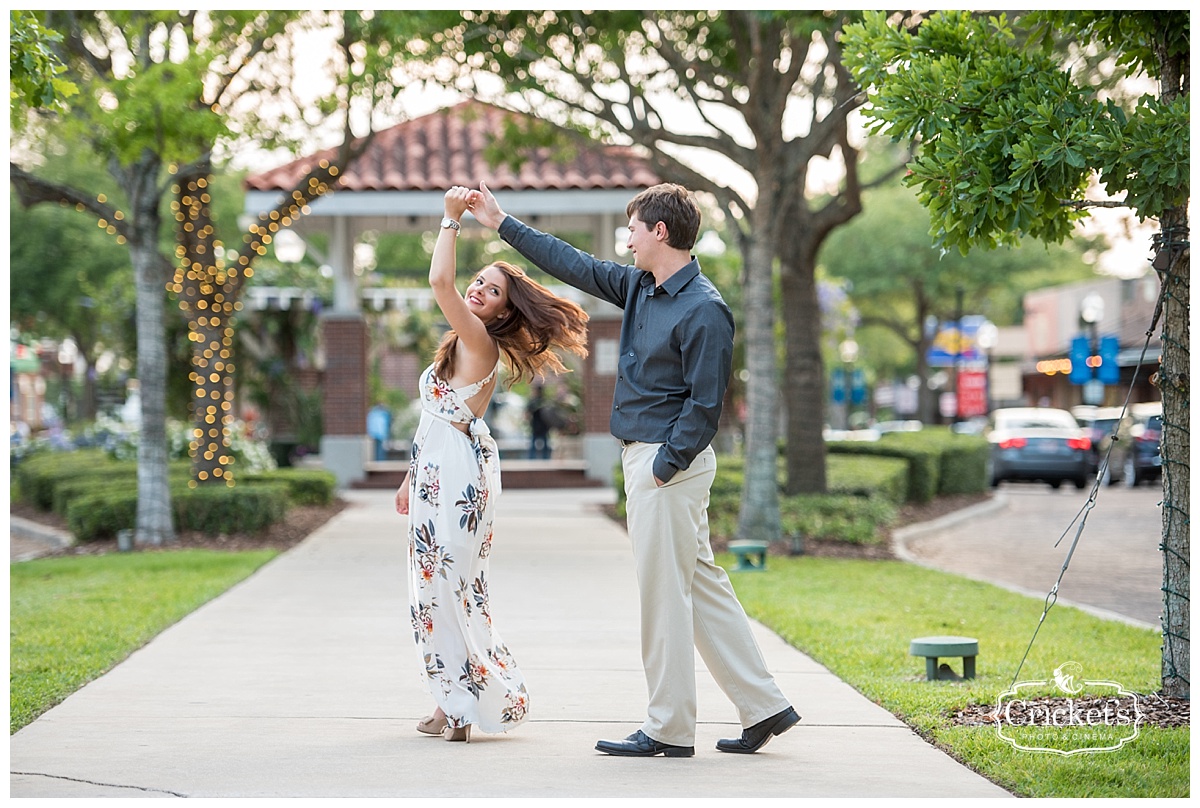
[395,182,798,756]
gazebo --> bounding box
[242,101,660,487]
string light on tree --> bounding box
[166,157,343,487]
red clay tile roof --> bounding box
[244,100,660,192]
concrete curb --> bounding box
[10,515,74,549]
[891,492,1009,564]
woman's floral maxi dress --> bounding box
[406,363,530,733]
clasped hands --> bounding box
[443,182,505,230]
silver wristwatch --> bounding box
[440,217,461,233]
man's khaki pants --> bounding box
[622,442,791,747]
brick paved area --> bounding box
[902,483,1164,627]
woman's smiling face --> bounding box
[465,264,511,324]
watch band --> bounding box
[440,217,461,232]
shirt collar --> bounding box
[640,257,701,297]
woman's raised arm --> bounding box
[428,187,497,365]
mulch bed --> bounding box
[13,499,350,558]
[954,693,1189,729]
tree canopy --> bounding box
[841,11,1188,254]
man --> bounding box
[469,181,798,758]
[527,383,553,459]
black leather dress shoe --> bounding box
[595,729,695,757]
[716,706,801,753]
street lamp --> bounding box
[839,338,859,429]
[273,228,307,264]
[1080,293,1105,405]
[976,320,998,414]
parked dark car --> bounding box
[987,407,1091,490]
[1122,403,1163,487]
[1072,405,1128,485]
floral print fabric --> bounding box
[406,363,529,733]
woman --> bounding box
[395,186,588,743]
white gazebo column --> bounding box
[581,211,623,485]
[320,214,370,487]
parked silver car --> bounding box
[987,407,1091,490]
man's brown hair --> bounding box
[627,183,701,251]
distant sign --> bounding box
[927,315,990,368]
[957,371,988,418]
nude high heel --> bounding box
[443,724,472,743]
[416,713,449,736]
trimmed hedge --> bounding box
[613,451,901,545]
[242,469,337,505]
[826,438,942,503]
[51,466,191,516]
[611,432,983,546]
[873,427,989,497]
[709,492,895,546]
[174,483,290,535]
[65,482,293,542]
[16,449,116,510]
[65,490,139,544]
[826,454,908,506]
[19,450,328,543]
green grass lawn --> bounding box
[723,554,1188,798]
[10,549,278,734]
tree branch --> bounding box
[210,34,272,109]
[858,313,919,347]
[50,10,112,79]
[1063,199,1129,209]
[645,13,738,109]
[10,163,131,239]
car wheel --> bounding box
[1124,455,1139,488]
[1049,479,1062,490]
[1074,477,1088,490]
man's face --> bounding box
[626,215,660,269]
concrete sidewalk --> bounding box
[11,489,1010,798]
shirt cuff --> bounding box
[652,453,678,484]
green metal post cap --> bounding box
[909,636,979,657]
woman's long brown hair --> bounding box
[433,261,589,386]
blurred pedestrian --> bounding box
[367,402,392,461]
[527,383,553,459]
